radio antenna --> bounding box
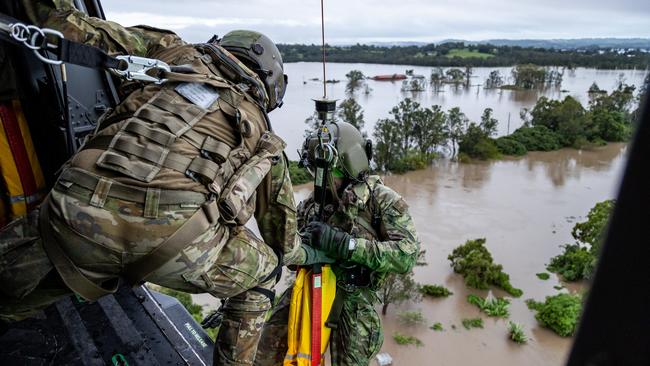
[313,0,336,125]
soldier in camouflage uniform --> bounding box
[0,1,302,365]
[254,122,421,366]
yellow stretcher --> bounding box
[284,265,336,366]
[0,99,46,227]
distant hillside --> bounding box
[476,38,650,50]
[355,38,650,50]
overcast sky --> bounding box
[101,0,650,44]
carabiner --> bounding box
[113,55,171,84]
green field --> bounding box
[446,48,495,59]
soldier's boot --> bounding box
[214,274,277,366]
[253,286,293,366]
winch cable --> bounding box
[309,1,333,365]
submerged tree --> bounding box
[445,107,469,158]
[380,270,421,315]
[373,99,447,172]
[373,118,403,171]
[464,66,473,87]
[412,105,447,155]
[480,108,499,137]
[430,67,444,87]
[337,98,366,136]
[512,64,547,89]
[485,70,504,89]
[588,82,604,94]
[446,68,465,84]
[345,69,365,95]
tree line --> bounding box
[290,71,646,181]
[278,42,650,69]
[369,81,640,166]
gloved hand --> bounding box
[303,221,352,260]
[299,244,336,265]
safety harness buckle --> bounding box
[114,55,170,84]
[7,22,64,65]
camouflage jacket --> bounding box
[21,0,300,259]
[296,176,420,286]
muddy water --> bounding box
[353,143,625,366]
[193,143,626,365]
[273,63,646,158]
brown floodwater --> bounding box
[272,63,646,158]
[193,143,627,365]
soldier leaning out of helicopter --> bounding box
[0,0,303,364]
[254,122,421,366]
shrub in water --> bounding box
[420,284,453,298]
[548,200,614,281]
[393,332,424,347]
[508,321,527,344]
[462,318,484,330]
[495,136,527,156]
[397,310,426,326]
[467,294,510,318]
[526,293,583,337]
[510,125,562,151]
[448,238,523,297]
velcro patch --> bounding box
[175,82,220,109]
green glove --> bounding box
[299,244,336,265]
[304,221,352,260]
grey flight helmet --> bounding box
[220,30,287,112]
[301,121,373,182]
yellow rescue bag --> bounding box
[284,265,336,366]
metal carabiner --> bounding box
[8,23,30,43]
[113,55,171,84]
[25,25,46,50]
[32,28,64,65]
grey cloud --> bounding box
[102,0,650,43]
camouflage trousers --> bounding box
[254,284,383,366]
[0,186,279,365]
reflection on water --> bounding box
[273,63,646,159]
[374,144,625,366]
[523,144,627,187]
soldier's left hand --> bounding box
[303,221,352,260]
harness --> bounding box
[1,16,287,301]
[303,177,384,329]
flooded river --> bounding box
[368,143,626,366]
[273,63,646,158]
[192,142,627,365]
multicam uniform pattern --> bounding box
[0,1,300,365]
[255,176,420,366]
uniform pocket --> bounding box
[357,305,383,359]
[216,317,243,362]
